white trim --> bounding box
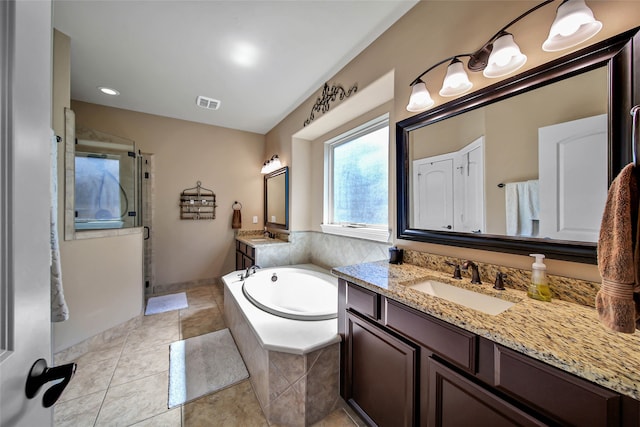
[320,223,390,243]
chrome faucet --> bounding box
[243,265,261,279]
[461,260,482,284]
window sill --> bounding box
[320,224,390,243]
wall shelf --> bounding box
[180,181,217,220]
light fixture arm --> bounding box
[468,0,555,71]
[410,0,557,80]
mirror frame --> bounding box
[264,166,289,230]
[396,27,640,264]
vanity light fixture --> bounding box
[406,0,602,113]
[98,86,120,96]
[260,155,282,174]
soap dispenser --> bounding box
[528,254,551,302]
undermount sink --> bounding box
[408,280,515,315]
[249,238,270,242]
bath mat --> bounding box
[145,292,188,315]
[168,328,249,408]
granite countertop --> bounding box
[236,235,288,248]
[331,261,640,401]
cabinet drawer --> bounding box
[385,299,476,372]
[346,283,380,320]
[494,345,621,427]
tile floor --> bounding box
[54,283,362,426]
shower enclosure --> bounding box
[74,133,140,230]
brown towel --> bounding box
[596,163,640,333]
[232,208,242,229]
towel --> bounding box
[51,130,69,322]
[232,208,242,229]
[595,163,640,333]
[505,180,539,237]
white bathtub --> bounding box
[222,264,340,354]
[222,264,341,425]
[242,266,338,320]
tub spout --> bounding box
[244,265,261,279]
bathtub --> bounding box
[222,264,340,354]
[242,266,338,321]
[222,264,341,426]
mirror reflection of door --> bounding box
[413,137,485,233]
[538,114,607,241]
[413,156,454,231]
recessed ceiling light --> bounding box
[98,86,120,96]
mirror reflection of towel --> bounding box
[505,180,539,237]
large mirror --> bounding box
[397,28,639,264]
[265,166,289,230]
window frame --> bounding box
[321,113,390,242]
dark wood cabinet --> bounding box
[235,240,255,270]
[428,357,546,427]
[338,279,640,427]
[492,345,621,427]
[345,310,417,427]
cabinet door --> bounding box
[345,311,417,427]
[428,358,546,427]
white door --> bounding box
[413,155,454,230]
[538,114,607,242]
[454,137,485,233]
[1,1,55,426]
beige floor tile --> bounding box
[122,323,180,355]
[95,371,169,426]
[185,286,218,309]
[53,389,105,427]
[111,343,170,386]
[140,310,180,330]
[311,408,359,427]
[182,380,268,427]
[71,338,125,367]
[179,306,226,339]
[58,356,119,403]
[131,408,182,426]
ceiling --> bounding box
[53,1,418,135]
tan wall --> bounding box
[71,101,265,286]
[52,31,144,352]
[265,1,640,282]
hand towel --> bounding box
[232,208,242,229]
[596,163,640,333]
[505,180,539,237]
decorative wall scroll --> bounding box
[303,82,358,127]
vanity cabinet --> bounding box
[338,279,640,427]
[344,311,417,427]
[427,357,545,427]
[235,240,255,270]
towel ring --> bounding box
[232,201,242,210]
[632,105,640,166]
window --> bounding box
[322,114,390,242]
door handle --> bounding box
[144,226,150,240]
[25,358,77,408]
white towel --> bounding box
[51,130,69,322]
[505,180,539,237]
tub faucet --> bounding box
[243,265,261,279]
[461,260,482,284]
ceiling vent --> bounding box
[196,95,221,110]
